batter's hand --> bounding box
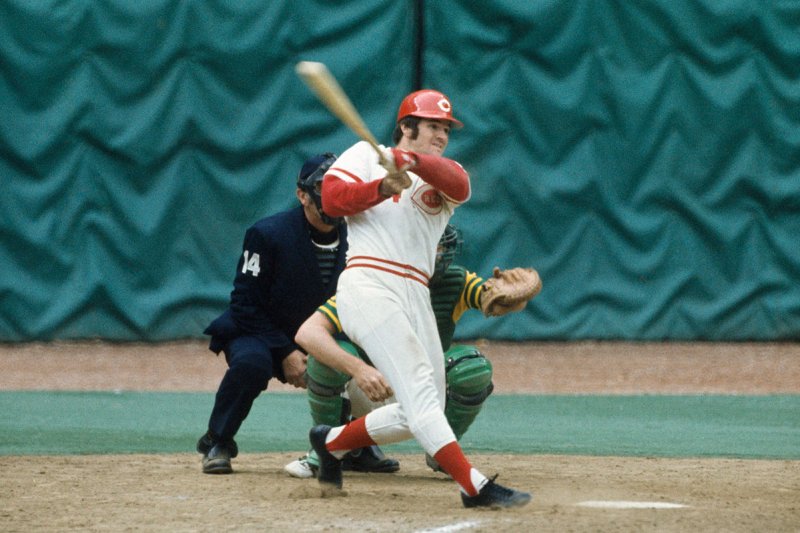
[378,147,413,197]
[282,350,308,389]
[352,363,394,402]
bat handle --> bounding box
[369,141,398,173]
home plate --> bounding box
[577,501,688,509]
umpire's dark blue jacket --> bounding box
[205,206,348,382]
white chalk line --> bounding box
[577,500,688,509]
[414,520,484,533]
[413,500,688,531]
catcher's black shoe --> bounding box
[342,445,400,473]
[202,443,234,474]
[461,475,532,509]
[309,425,343,489]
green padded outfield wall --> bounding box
[1,1,798,341]
[0,1,416,341]
[430,1,800,340]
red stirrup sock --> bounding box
[325,417,376,452]
[433,441,485,497]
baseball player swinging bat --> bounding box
[295,61,397,173]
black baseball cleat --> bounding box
[309,425,343,489]
[342,445,400,473]
[461,475,532,509]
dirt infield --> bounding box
[4,339,799,394]
[3,340,800,532]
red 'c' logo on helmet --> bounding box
[437,98,452,113]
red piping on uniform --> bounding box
[347,255,430,278]
[345,263,429,286]
[345,255,430,286]
[329,167,364,183]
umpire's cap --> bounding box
[297,152,337,190]
[297,152,340,226]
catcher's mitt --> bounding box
[480,267,542,317]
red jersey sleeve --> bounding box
[321,174,386,217]
[394,149,470,202]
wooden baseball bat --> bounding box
[295,61,392,169]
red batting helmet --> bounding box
[396,89,463,128]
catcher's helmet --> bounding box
[435,223,463,276]
[297,152,340,226]
[397,89,463,128]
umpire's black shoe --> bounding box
[342,445,400,473]
[309,425,343,489]
[197,431,238,474]
[196,431,214,454]
[196,431,239,458]
[202,443,234,474]
[461,475,532,509]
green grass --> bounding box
[1,391,798,458]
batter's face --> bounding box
[400,118,450,156]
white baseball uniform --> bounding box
[323,141,470,455]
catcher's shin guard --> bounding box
[306,354,350,427]
[306,340,367,426]
[444,344,494,440]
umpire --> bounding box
[197,153,352,474]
